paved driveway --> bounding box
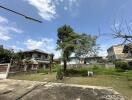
[0,79,125,100]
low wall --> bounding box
[67,63,115,69]
[67,64,104,69]
[105,63,115,69]
[0,63,10,79]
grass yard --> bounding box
[9,72,57,82]
[9,66,132,100]
[9,70,132,100]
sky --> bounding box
[0,0,132,58]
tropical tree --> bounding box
[57,25,76,71]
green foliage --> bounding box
[115,61,128,71]
[56,25,77,71]
[15,51,25,60]
[56,65,64,80]
[37,68,49,74]
[128,61,132,70]
[0,48,13,63]
[51,64,58,72]
[56,25,99,71]
[75,34,99,58]
[0,47,24,64]
[64,66,124,77]
[65,68,88,76]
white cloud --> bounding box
[0,16,23,41]
[24,38,61,58]
[68,0,80,17]
[0,16,8,23]
[25,0,80,20]
[25,0,56,21]
[8,27,23,33]
[0,32,10,41]
[24,39,44,50]
[98,44,108,57]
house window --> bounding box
[38,54,41,58]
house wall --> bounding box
[113,45,125,59]
[85,58,100,64]
[107,45,125,61]
[0,63,10,79]
[24,52,49,60]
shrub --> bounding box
[65,68,88,76]
[115,61,128,71]
[56,65,63,80]
[92,65,100,70]
[37,68,48,74]
[80,69,88,76]
[51,64,58,72]
[128,61,132,70]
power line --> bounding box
[0,4,42,23]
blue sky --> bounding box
[0,0,132,58]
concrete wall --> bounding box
[107,45,125,61]
[0,63,10,79]
[66,63,115,69]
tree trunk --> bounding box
[63,59,67,72]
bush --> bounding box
[51,64,58,72]
[56,65,64,80]
[65,68,88,76]
[92,65,100,70]
[37,68,48,74]
[115,61,128,71]
[80,69,88,76]
[128,61,132,70]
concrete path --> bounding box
[0,79,125,100]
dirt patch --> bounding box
[0,79,125,100]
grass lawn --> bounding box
[9,71,132,100]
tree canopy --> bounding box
[56,25,99,71]
[75,33,99,59]
[0,48,13,63]
[57,25,76,71]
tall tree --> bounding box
[75,33,99,59]
[0,48,13,63]
[57,25,76,71]
[112,20,132,44]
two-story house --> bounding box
[107,45,125,61]
[22,49,54,71]
[123,43,132,67]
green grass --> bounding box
[9,68,132,99]
[9,72,57,82]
